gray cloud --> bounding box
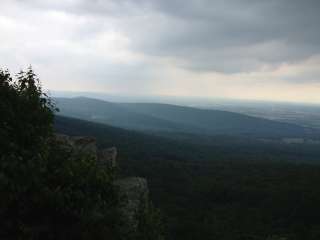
[1,0,320,102]
[123,0,320,72]
[8,0,320,73]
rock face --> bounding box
[54,134,97,159]
[115,177,149,238]
[98,147,117,168]
[55,134,117,167]
[54,134,151,238]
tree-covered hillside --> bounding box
[120,102,314,137]
[55,115,320,240]
[55,97,193,132]
[55,97,316,138]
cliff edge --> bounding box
[54,134,162,240]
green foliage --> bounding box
[55,115,320,240]
[0,68,117,239]
[0,67,54,157]
[138,201,164,240]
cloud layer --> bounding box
[1,0,320,103]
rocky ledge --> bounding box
[54,134,151,238]
[55,134,117,167]
[115,177,149,238]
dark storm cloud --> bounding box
[15,0,320,73]
[123,0,320,72]
[2,0,320,98]
[26,0,319,73]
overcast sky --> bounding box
[1,0,320,103]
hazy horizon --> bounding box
[50,89,320,106]
[1,0,320,103]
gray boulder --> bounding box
[98,147,117,168]
[54,134,158,239]
[54,134,116,167]
[114,177,149,238]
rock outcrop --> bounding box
[54,134,151,238]
[98,147,117,168]
[55,134,117,168]
[115,177,149,238]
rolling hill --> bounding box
[55,97,196,133]
[54,115,320,240]
[55,97,314,138]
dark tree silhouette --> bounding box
[0,68,117,239]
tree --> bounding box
[0,68,117,239]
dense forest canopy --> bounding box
[55,113,320,240]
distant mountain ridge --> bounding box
[54,108,320,240]
[55,97,197,133]
[55,97,315,138]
